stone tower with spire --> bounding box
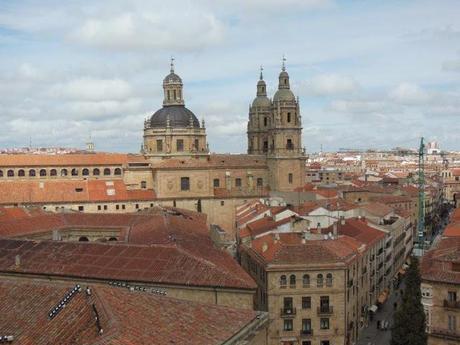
[247,58,305,191]
[247,66,272,155]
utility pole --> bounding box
[416,137,425,256]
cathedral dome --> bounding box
[150,105,200,128]
[252,95,271,108]
[163,72,182,84]
[273,88,295,102]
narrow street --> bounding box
[357,282,404,345]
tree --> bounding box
[391,257,427,345]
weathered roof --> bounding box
[150,105,199,128]
[0,279,265,345]
[0,153,145,167]
[0,180,156,205]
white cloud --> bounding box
[330,99,389,114]
[388,82,432,105]
[71,11,224,52]
[50,78,133,101]
[306,74,360,96]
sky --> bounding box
[0,0,459,154]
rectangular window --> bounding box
[287,139,293,150]
[116,205,119,210]
[78,206,84,211]
[122,204,126,210]
[263,141,268,153]
[176,139,184,152]
[194,139,199,151]
[257,177,263,187]
[287,112,291,123]
[156,140,163,152]
[288,173,293,184]
[449,315,457,331]
[135,204,139,209]
[141,181,147,189]
[103,205,108,210]
[213,178,220,188]
[302,342,311,345]
[283,319,293,331]
[264,117,268,126]
[181,177,190,191]
[448,291,457,302]
[235,178,242,188]
[320,318,330,329]
[302,296,311,309]
[220,200,224,206]
[97,205,101,211]
[302,319,311,332]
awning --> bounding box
[368,305,378,312]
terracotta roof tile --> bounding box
[0,180,155,205]
[0,238,256,290]
[0,278,264,345]
[0,153,146,167]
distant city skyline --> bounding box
[0,0,459,153]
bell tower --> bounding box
[267,57,306,191]
[247,66,272,155]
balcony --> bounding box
[280,307,296,317]
[300,329,313,337]
[443,300,460,309]
[430,327,460,340]
[317,306,333,315]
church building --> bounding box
[0,59,306,232]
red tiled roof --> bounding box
[0,179,156,205]
[325,218,385,247]
[248,232,360,266]
[0,238,256,290]
[244,216,291,238]
[0,153,146,167]
[0,279,264,345]
[360,202,394,217]
[443,222,460,238]
[421,237,460,285]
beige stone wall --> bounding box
[0,165,124,180]
[143,127,208,157]
[266,269,347,345]
[267,157,305,192]
[123,168,154,189]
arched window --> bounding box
[78,236,89,242]
[71,168,78,176]
[39,169,47,176]
[0,170,3,177]
[7,170,14,177]
[280,275,287,288]
[289,274,296,287]
[50,169,57,176]
[108,237,118,241]
[114,168,122,176]
[317,274,324,288]
[18,169,25,177]
[303,274,310,287]
[93,168,100,176]
[61,169,68,176]
[82,168,89,176]
[103,168,111,176]
[29,169,36,177]
[326,273,333,287]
